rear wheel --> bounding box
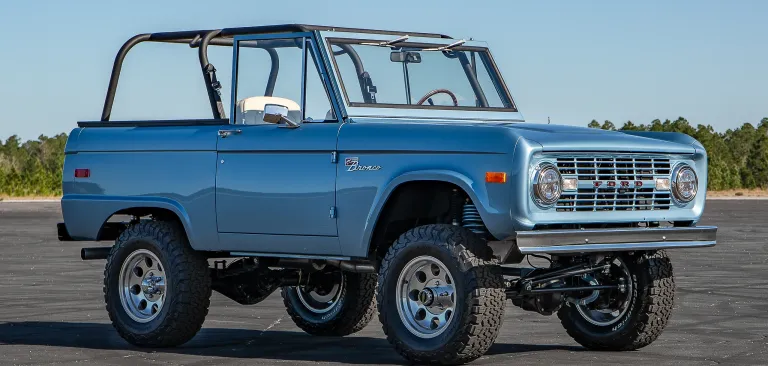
[378,225,505,365]
[282,270,377,336]
[558,250,675,350]
[104,221,211,347]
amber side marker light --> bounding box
[485,172,507,184]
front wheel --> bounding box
[558,250,675,351]
[378,225,505,365]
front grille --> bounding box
[554,156,672,212]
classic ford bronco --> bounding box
[58,24,717,364]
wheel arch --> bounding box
[61,195,199,248]
[362,170,493,260]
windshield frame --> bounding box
[319,32,523,121]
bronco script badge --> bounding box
[345,157,382,172]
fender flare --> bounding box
[359,169,501,255]
[61,195,198,248]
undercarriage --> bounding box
[504,255,630,319]
[209,257,376,305]
[205,252,632,323]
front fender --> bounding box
[339,168,515,258]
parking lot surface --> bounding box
[0,201,765,365]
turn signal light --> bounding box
[485,172,507,184]
[562,178,578,191]
[656,178,670,191]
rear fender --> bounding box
[61,195,201,248]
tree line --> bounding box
[0,134,67,197]
[588,117,768,191]
[0,117,766,197]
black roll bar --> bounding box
[199,30,226,119]
[456,51,489,108]
[332,45,372,103]
[98,24,451,122]
[265,48,279,97]
[100,33,151,121]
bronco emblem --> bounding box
[345,157,381,172]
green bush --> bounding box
[0,134,67,197]
[1,118,766,196]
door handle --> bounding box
[218,129,242,138]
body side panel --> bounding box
[335,120,518,257]
[218,233,340,256]
[214,123,341,256]
[61,126,220,250]
[72,125,219,152]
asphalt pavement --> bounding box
[0,201,765,365]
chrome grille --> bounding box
[554,156,672,212]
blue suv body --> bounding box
[58,25,716,364]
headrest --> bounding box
[238,96,300,113]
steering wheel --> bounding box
[416,89,459,106]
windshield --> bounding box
[328,39,516,111]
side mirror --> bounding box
[263,104,300,128]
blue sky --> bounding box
[0,0,766,141]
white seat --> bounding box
[235,96,302,125]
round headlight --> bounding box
[672,164,698,203]
[532,163,562,207]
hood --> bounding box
[503,123,697,154]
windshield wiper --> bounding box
[361,35,410,47]
[422,39,467,51]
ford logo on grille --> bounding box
[593,181,643,188]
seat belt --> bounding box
[204,63,227,119]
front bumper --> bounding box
[488,226,717,262]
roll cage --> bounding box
[98,24,451,124]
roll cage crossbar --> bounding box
[100,24,451,122]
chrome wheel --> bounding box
[119,249,167,323]
[396,255,456,338]
[296,272,344,314]
[576,258,633,326]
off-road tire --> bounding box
[558,250,675,351]
[377,224,505,365]
[104,220,211,347]
[282,272,377,336]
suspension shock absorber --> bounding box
[462,201,489,236]
[450,189,463,226]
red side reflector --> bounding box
[74,169,90,178]
[485,172,507,184]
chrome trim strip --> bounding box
[516,226,717,248]
[229,252,352,261]
[517,240,716,255]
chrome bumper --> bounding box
[489,226,716,262]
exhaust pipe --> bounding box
[81,247,112,260]
[326,260,376,273]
